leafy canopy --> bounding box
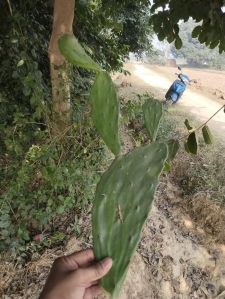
[171,20,225,69]
[150,0,225,53]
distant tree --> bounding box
[171,20,225,69]
[150,0,225,53]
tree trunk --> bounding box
[48,0,75,133]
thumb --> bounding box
[76,257,113,284]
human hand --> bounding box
[39,249,112,299]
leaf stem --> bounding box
[180,103,225,141]
[195,104,225,131]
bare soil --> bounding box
[1,63,225,299]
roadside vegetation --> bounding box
[122,94,225,202]
[0,0,153,254]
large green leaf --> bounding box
[202,125,213,144]
[92,142,168,298]
[90,71,121,155]
[143,99,163,142]
[58,34,101,72]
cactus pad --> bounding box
[90,71,121,155]
[92,142,168,297]
[143,99,163,141]
[58,34,101,72]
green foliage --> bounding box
[0,100,105,253]
[0,0,154,254]
[59,35,102,72]
[0,0,154,146]
[74,0,154,71]
[142,98,163,142]
[59,35,121,155]
[112,1,153,56]
[183,118,214,154]
[120,98,143,126]
[186,132,198,155]
[0,0,51,155]
[90,72,121,155]
[92,142,168,297]
[150,0,225,53]
[184,118,193,131]
[170,20,225,69]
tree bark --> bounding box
[48,0,75,133]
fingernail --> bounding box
[102,258,113,270]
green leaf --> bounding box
[143,99,163,142]
[184,119,192,130]
[17,59,24,67]
[192,26,202,38]
[92,142,168,298]
[167,139,180,161]
[175,37,182,49]
[150,3,158,13]
[90,71,121,155]
[18,228,30,241]
[202,125,213,144]
[173,24,179,35]
[210,39,219,49]
[187,132,198,155]
[58,34,101,72]
[158,30,165,41]
[167,34,175,43]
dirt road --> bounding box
[129,63,225,138]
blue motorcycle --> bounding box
[164,67,191,106]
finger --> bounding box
[75,258,113,283]
[84,285,103,299]
[86,279,100,287]
[67,249,95,267]
[56,249,95,272]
